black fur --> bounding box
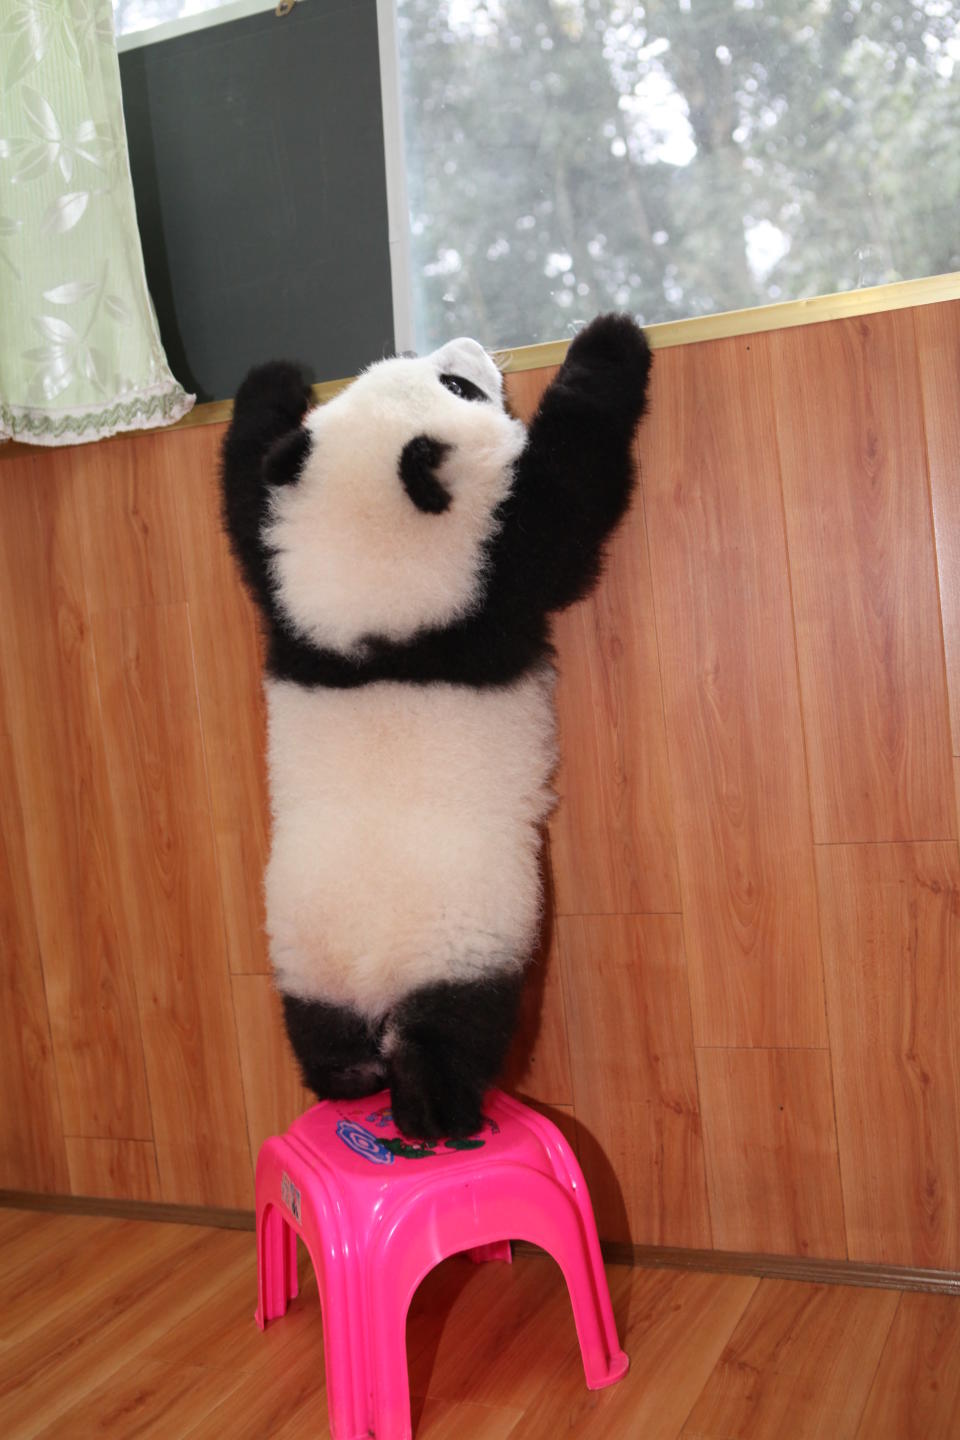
[221,315,651,692]
[221,315,651,1137]
[386,971,526,1141]
[282,993,387,1099]
[284,973,526,1141]
[399,434,453,514]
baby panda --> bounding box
[221,313,652,1140]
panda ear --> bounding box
[263,425,311,487]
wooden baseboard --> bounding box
[0,1189,255,1232]
[4,1189,958,1296]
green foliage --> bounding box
[397,0,960,348]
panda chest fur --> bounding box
[264,668,557,1018]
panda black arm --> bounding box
[219,361,313,613]
[507,313,651,613]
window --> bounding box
[394,0,960,352]
[112,0,280,46]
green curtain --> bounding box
[0,2,193,445]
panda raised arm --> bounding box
[503,312,652,612]
[220,314,651,1141]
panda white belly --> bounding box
[264,666,557,1018]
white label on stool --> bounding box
[281,1171,302,1223]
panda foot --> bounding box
[389,1066,485,1143]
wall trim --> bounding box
[3,273,957,458]
[4,1189,959,1295]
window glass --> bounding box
[112,1,275,42]
[396,0,960,351]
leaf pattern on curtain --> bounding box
[0,0,193,445]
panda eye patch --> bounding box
[439,373,489,403]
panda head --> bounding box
[264,338,526,657]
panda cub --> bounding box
[221,313,652,1140]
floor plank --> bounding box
[2,1209,959,1440]
[854,1291,960,1440]
[507,1267,758,1440]
[679,1277,899,1440]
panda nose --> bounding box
[399,433,454,515]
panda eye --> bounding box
[440,373,489,403]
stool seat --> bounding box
[255,1088,628,1440]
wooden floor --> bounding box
[1,1210,958,1439]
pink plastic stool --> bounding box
[255,1088,628,1440]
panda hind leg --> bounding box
[281,993,388,1101]
[384,970,525,1142]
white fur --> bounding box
[265,668,557,1017]
[264,339,526,656]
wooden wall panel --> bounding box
[0,459,153,1141]
[915,301,960,757]
[696,1048,846,1258]
[550,493,681,916]
[173,425,271,977]
[2,299,959,1275]
[0,692,68,1193]
[231,974,311,1164]
[815,841,960,1268]
[93,602,252,1207]
[64,1139,161,1203]
[771,311,955,843]
[558,914,710,1247]
[503,859,573,1106]
[72,431,186,616]
[641,337,827,1049]
[508,366,680,916]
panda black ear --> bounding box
[263,425,312,487]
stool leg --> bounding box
[255,1202,299,1329]
[368,1290,415,1440]
[467,1240,512,1264]
[556,1237,628,1390]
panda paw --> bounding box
[562,313,652,416]
[232,360,313,432]
[389,1066,485,1143]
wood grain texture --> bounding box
[915,301,960,757]
[0,691,68,1193]
[507,1267,758,1440]
[508,364,681,916]
[32,1359,248,1440]
[854,1292,960,1440]
[815,841,960,1267]
[0,457,153,1142]
[772,311,955,842]
[173,424,271,976]
[93,602,252,1207]
[9,1209,960,1440]
[231,973,311,1164]
[696,1047,846,1258]
[550,489,681,916]
[408,1251,583,1410]
[64,1138,161,1203]
[558,914,711,1247]
[679,1278,899,1439]
[72,431,186,616]
[641,337,828,1049]
[0,1221,248,1438]
[503,872,574,1105]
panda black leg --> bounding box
[281,993,388,1101]
[384,970,526,1141]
